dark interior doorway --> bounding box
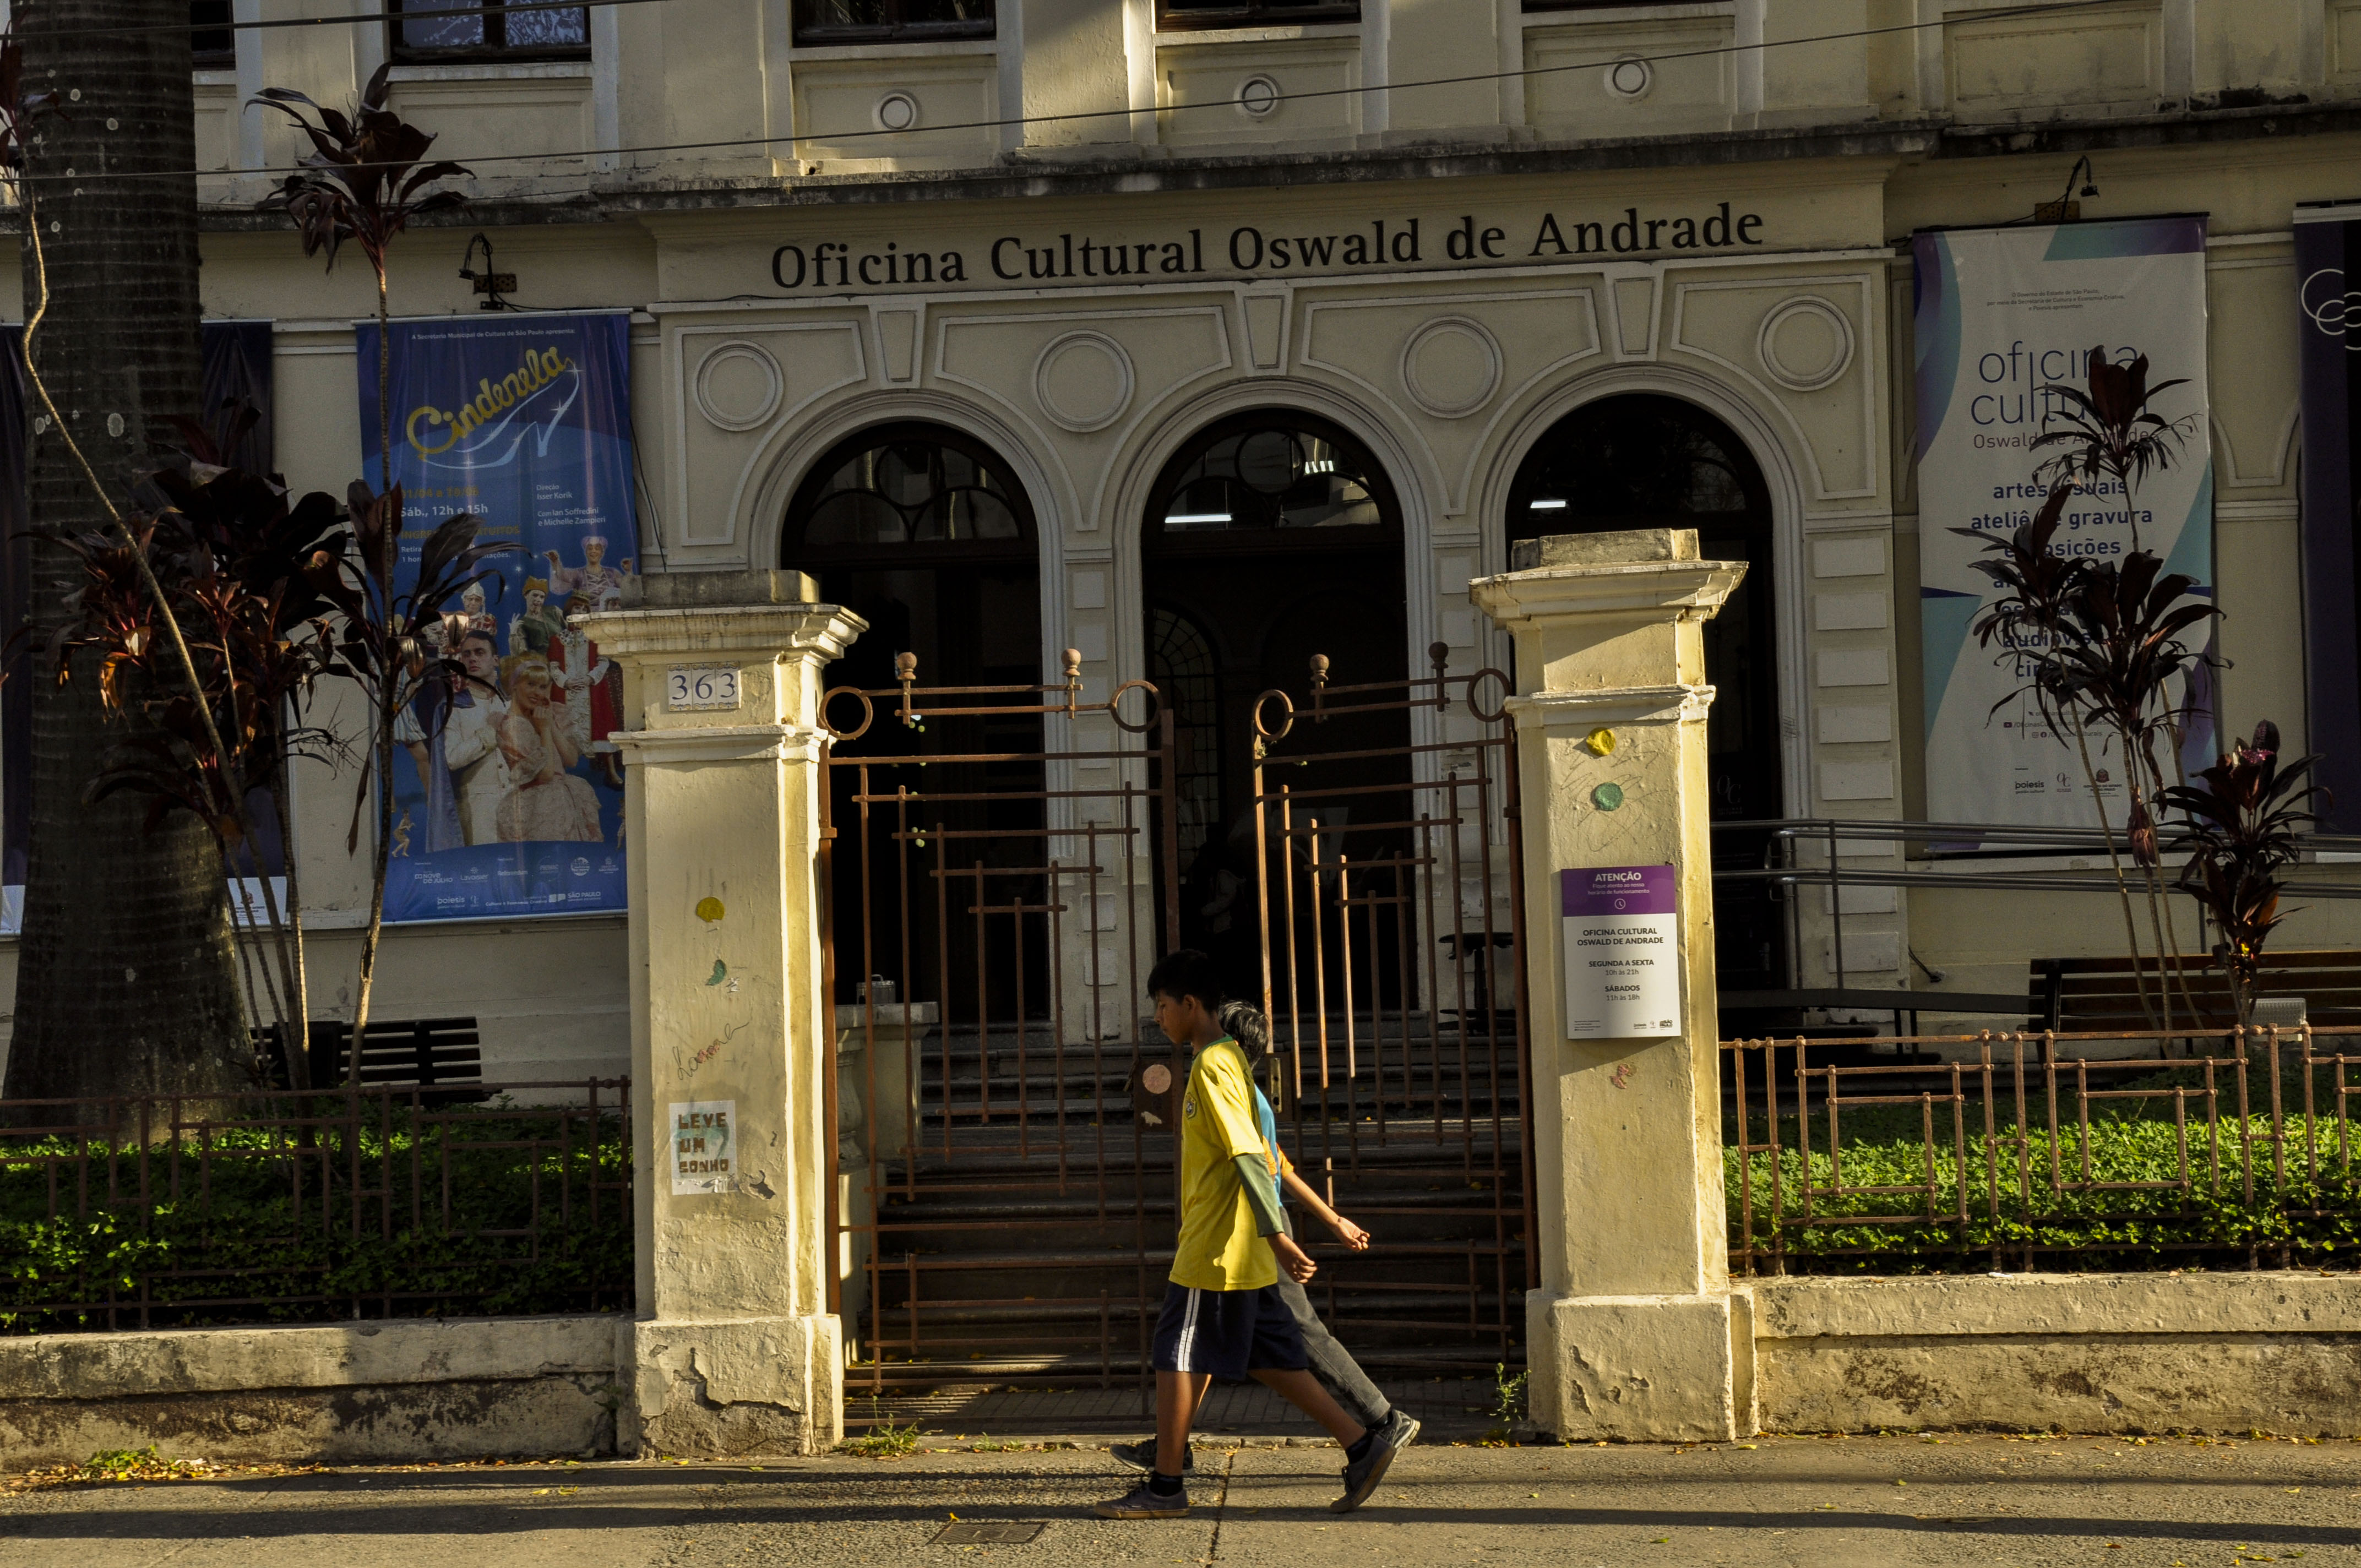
[1504,393,1789,992]
[1140,411,1410,1000]
[783,422,1044,1008]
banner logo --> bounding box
[404,345,583,464]
[2300,266,2361,348]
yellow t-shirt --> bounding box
[1170,1036,1278,1292]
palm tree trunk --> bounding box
[3,0,245,1113]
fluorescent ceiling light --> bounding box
[1167,513,1233,525]
[1530,498,1568,510]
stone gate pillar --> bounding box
[1470,529,1747,1442]
[576,570,866,1457]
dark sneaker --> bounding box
[1330,1423,1408,1514]
[1093,1478,1189,1520]
[1111,1439,1193,1473]
[1374,1408,1421,1457]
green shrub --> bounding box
[1723,1070,2361,1272]
[0,1099,632,1332]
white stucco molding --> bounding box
[1471,557,1748,624]
[610,727,831,766]
[573,605,865,666]
[1503,684,1718,730]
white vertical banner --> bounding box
[1913,217,2215,831]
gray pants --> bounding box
[1277,1215,1391,1430]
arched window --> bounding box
[787,422,1045,1011]
[1149,606,1224,874]
[1505,393,1785,988]
[785,422,1035,564]
[1141,411,1409,984]
[1505,393,1766,525]
[1146,412,1397,544]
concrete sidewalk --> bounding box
[4,1433,2357,1567]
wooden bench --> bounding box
[2025,950,2361,1032]
[262,1016,487,1098]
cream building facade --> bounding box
[4,0,2359,1065]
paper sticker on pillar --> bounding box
[1560,866,1679,1039]
[671,1099,737,1194]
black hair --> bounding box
[1147,949,1224,1011]
[1217,999,1268,1053]
[461,629,497,650]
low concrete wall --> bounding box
[0,1315,628,1467]
[1743,1273,2361,1436]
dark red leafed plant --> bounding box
[250,63,471,1072]
[2030,345,2199,554]
[2162,722,2329,1028]
[251,63,470,306]
[45,449,352,1084]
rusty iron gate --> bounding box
[824,644,1533,1395]
[823,652,1183,1393]
[1249,646,1536,1374]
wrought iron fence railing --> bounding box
[1723,1028,2361,1275]
[0,1078,632,1332]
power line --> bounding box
[3,0,2141,188]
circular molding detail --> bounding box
[1237,75,1281,119]
[1034,331,1136,434]
[693,340,784,432]
[1756,296,1857,393]
[874,91,920,133]
[1606,57,1652,100]
[1400,316,1504,420]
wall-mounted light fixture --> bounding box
[457,232,516,311]
[2033,156,2100,224]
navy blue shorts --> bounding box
[1151,1282,1308,1379]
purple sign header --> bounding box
[1562,865,1677,918]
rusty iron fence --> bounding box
[824,644,1540,1392]
[822,651,1182,1392]
[1724,1027,2361,1275]
[0,1079,632,1332]
[1248,647,1535,1372]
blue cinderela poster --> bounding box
[358,312,636,922]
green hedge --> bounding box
[1724,1082,2361,1272]
[0,1099,632,1332]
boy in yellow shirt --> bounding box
[1093,951,1392,1521]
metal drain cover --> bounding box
[931,1522,1043,1545]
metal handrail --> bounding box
[1707,816,2361,994]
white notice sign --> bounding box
[670,1099,736,1194]
[1561,866,1680,1039]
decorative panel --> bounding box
[1299,288,1603,516]
[1945,0,2162,119]
[1668,276,1878,501]
[791,55,999,165]
[1155,38,1361,148]
[668,320,867,546]
[1524,16,1735,137]
[389,79,596,177]
[933,306,1233,524]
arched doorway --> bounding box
[1140,411,1410,994]
[1504,393,1788,990]
[784,422,1043,1006]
